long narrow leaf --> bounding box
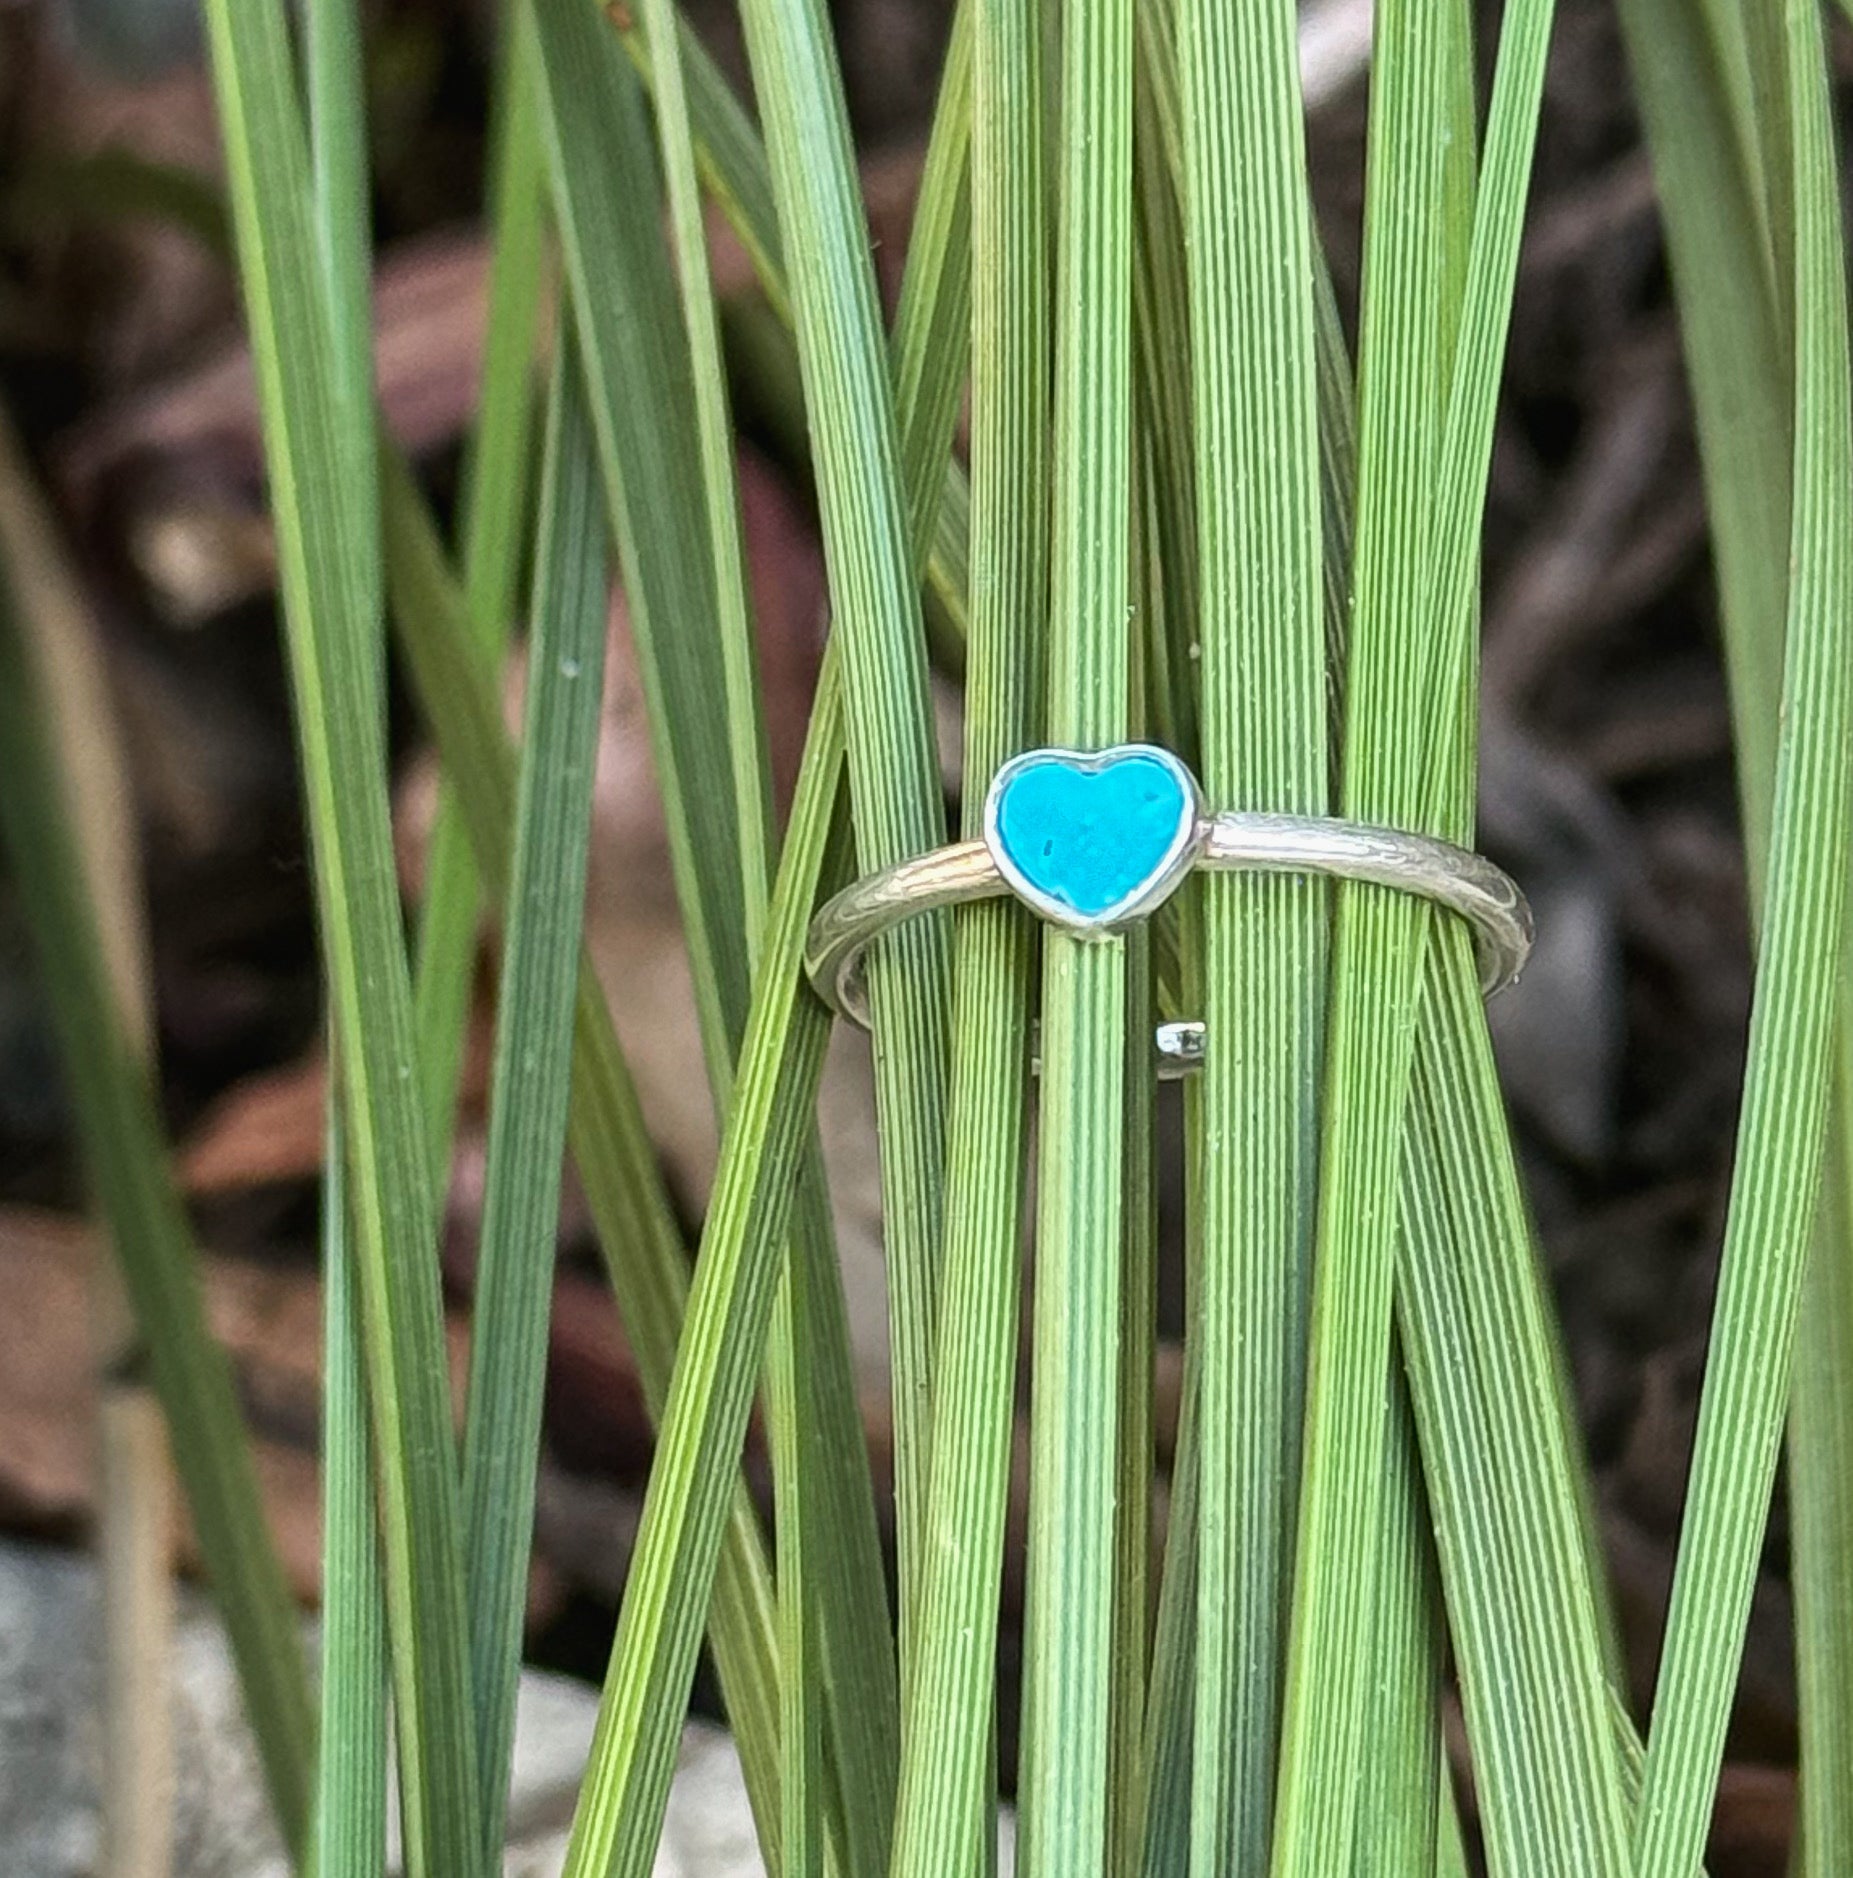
[412,22,548,1176]
[1355,1376,1443,1878]
[1177,0,1328,1861]
[459,331,610,1859]
[1016,4,1134,1871]
[888,0,973,575]
[1618,0,1853,1860]
[1634,0,1853,1862]
[1387,0,1636,1862]
[531,0,751,1078]
[387,8,978,1855]
[1401,944,1633,1873]
[1270,0,1450,1855]
[627,6,822,1870]
[302,15,391,1868]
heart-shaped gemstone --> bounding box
[985,744,1200,929]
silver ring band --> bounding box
[805,808,1532,1074]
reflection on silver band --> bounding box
[803,810,1533,1075]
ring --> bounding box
[804,743,1532,1074]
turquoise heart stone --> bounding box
[990,747,1195,924]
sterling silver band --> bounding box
[804,809,1532,1074]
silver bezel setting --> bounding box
[981,742,1207,935]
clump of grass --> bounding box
[0,0,1849,1873]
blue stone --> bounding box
[991,748,1193,923]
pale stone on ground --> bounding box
[0,1539,772,1877]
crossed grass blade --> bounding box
[1379,0,1639,1857]
[1632,0,1853,1865]
[1620,0,1853,1861]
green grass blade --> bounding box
[633,9,975,660]
[0,433,315,1860]
[1415,0,1563,829]
[459,330,610,1860]
[1309,252,1358,728]
[0,130,535,1198]
[1114,926,1160,1875]
[1617,0,1789,873]
[1400,8,1630,1857]
[302,19,391,1868]
[301,0,374,624]
[1133,0,1358,758]
[733,0,954,1688]
[1394,2,1635,1782]
[303,0,377,695]
[786,1161,902,1878]
[199,7,483,1869]
[1130,41,1200,770]
[1437,1780,1471,1878]
[1015,5,1133,1872]
[452,22,548,681]
[617,9,791,323]
[1176,0,1328,1863]
[887,0,1045,1863]
[1407,0,1634,1862]
[412,20,548,1176]
[634,0,769,938]
[789,23,981,1844]
[312,1078,388,1878]
[1633,0,1853,1863]
[521,32,981,1816]
[1126,12,1360,1853]
[1139,1348,1198,1878]
[1269,0,1450,1855]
